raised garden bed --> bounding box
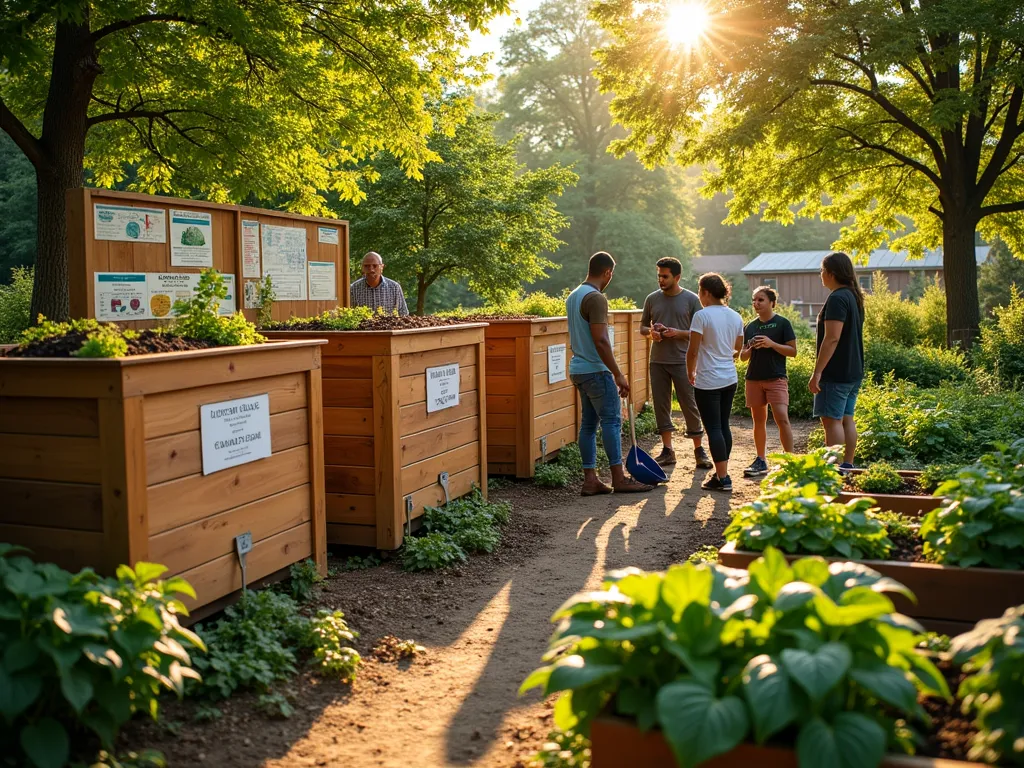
[0,339,327,615]
[262,323,488,549]
[840,468,942,516]
[719,541,1024,635]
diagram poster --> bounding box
[95,273,148,320]
[242,220,261,278]
[307,261,337,301]
[147,273,195,318]
[170,209,214,267]
[219,275,237,316]
[94,204,166,243]
[261,224,307,300]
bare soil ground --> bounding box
[126,416,814,767]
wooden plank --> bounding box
[0,364,122,400]
[401,442,479,495]
[487,394,516,414]
[306,364,327,577]
[487,428,516,446]
[147,446,310,535]
[323,407,373,436]
[149,485,311,576]
[488,445,516,463]
[67,188,90,320]
[406,465,480,522]
[99,397,149,571]
[176,523,313,611]
[146,408,308,485]
[324,435,374,467]
[373,354,404,550]
[0,434,101,483]
[326,522,377,548]
[321,355,372,379]
[515,334,534,478]
[535,385,575,418]
[0,479,103,531]
[400,415,480,467]
[0,524,104,574]
[478,340,488,501]
[390,327,484,356]
[533,370,575,395]
[326,494,375,526]
[324,464,376,495]
[534,405,576,436]
[489,413,517,429]
[396,365,477,407]
[0,397,99,437]
[399,390,480,437]
[485,374,516,396]
[482,321,533,338]
[486,338,516,356]
[398,344,477,377]
[488,462,516,476]
[143,372,306,439]
[531,333,570,354]
[486,356,517,375]
[322,378,373,408]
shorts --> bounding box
[812,380,861,420]
[745,378,790,408]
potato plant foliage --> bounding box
[852,463,904,495]
[763,450,843,497]
[521,549,948,768]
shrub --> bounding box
[920,462,961,493]
[171,269,264,346]
[535,462,574,488]
[864,338,969,388]
[763,448,843,496]
[915,280,947,347]
[521,548,947,764]
[863,271,920,346]
[401,533,468,571]
[308,610,361,681]
[725,484,892,559]
[853,462,904,495]
[633,403,658,438]
[0,548,203,768]
[977,286,1024,386]
[420,488,509,555]
[0,266,33,343]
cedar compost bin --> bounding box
[0,340,327,615]
[262,324,488,549]
[609,309,651,414]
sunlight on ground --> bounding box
[693,495,716,527]
[583,499,648,587]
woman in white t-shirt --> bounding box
[686,273,744,491]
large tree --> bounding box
[0,0,504,320]
[336,103,577,314]
[493,0,699,304]
[592,0,1024,346]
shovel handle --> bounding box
[624,398,638,450]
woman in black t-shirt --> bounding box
[739,286,797,477]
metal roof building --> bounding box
[742,247,991,274]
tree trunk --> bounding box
[30,18,99,321]
[416,272,426,315]
[941,212,981,349]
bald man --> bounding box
[349,251,409,316]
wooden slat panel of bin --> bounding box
[262,324,488,550]
[0,341,326,615]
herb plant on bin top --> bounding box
[520,548,948,768]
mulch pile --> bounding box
[357,315,460,331]
[888,531,925,562]
[5,330,216,358]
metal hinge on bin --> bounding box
[235,532,253,593]
[540,436,548,460]
[405,495,413,536]
[438,472,450,505]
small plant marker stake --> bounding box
[235,531,253,593]
[438,472,450,505]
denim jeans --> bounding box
[571,371,623,469]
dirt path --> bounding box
[131,417,813,767]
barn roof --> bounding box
[692,254,751,274]
[742,247,991,274]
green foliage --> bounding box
[733,351,815,419]
[75,324,130,358]
[633,403,658,438]
[0,265,33,343]
[920,463,960,494]
[287,559,325,603]
[874,511,917,540]
[864,338,969,388]
[737,303,815,341]
[270,306,373,331]
[255,276,276,330]
[916,281,948,348]
[401,533,468,572]
[556,443,585,475]
[763,449,843,497]
[952,605,1024,766]
[862,273,921,348]
[171,269,263,346]
[916,633,951,654]
[853,463,904,495]
[521,548,947,763]
[255,692,295,720]
[308,610,361,681]
[920,442,1024,569]
[0,135,36,279]
[420,488,509,555]
[725,485,892,560]
[338,554,381,572]
[978,239,1024,318]
[533,729,592,768]
[978,286,1024,386]
[686,545,719,564]
[0,549,203,768]
[535,462,575,488]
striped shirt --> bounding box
[350,276,409,316]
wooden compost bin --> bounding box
[262,324,488,549]
[0,341,327,614]
[483,318,578,477]
[609,309,651,414]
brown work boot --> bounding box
[695,446,714,469]
[580,478,614,496]
[655,446,676,466]
[613,478,655,494]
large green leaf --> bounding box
[849,661,919,713]
[656,681,749,768]
[662,636,721,687]
[813,588,894,627]
[792,557,830,586]
[742,655,795,743]
[773,582,818,612]
[546,654,621,694]
[0,668,42,718]
[133,562,169,584]
[661,565,713,616]
[781,643,851,701]
[3,638,40,672]
[20,718,70,768]
[747,547,793,601]
[616,572,663,609]
[795,713,886,768]
[61,666,95,713]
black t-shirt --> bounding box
[816,287,865,383]
[744,315,797,380]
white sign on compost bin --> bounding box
[547,343,567,384]
[608,326,616,354]
[426,364,460,413]
[200,393,272,475]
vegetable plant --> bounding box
[852,462,904,495]
[763,449,843,497]
[535,462,574,488]
[725,484,892,560]
[521,548,948,768]
[172,269,263,346]
[919,463,960,494]
[269,306,373,330]
[402,533,468,571]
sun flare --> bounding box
[663,1,710,49]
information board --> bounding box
[308,262,338,301]
[241,220,261,278]
[200,393,272,475]
[170,209,213,267]
[94,204,166,243]
[318,226,340,245]
[95,272,235,321]
[261,224,307,300]
[426,364,460,413]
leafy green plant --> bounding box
[415,487,511,561]
[874,511,917,540]
[951,605,1024,766]
[255,275,276,330]
[978,286,1024,387]
[309,609,361,680]
[0,547,204,768]
[339,554,381,571]
[920,441,1024,569]
[521,548,948,766]
[401,533,468,571]
[633,403,657,438]
[852,462,904,495]
[863,271,921,347]
[256,692,295,719]
[269,306,373,330]
[0,265,34,343]
[915,632,951,654]
[725,484,892,560]
[75,324,130,358]
[533,729,592,768]
[763,449,843,496]
[686,545,719,564]
[171,269,264,346]
[864,338,968,388]
[920,463,960,494]
[287,559,325,603]
[536,462,574,488]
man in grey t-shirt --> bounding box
[640,257,713,469]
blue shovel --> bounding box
[624,399,667,485]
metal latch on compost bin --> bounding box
[540,436,548,460]
[235,531,253,593]
[405,495,413,536]
[438,471,450,505]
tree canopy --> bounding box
[335,102,577,314]
[592,0,1024,345]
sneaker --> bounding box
[694,446,714,469]
[743,457,769,477]
[701,473,733,492]
[655,447,677,467]
[838,462,855,476]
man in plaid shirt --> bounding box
[349,251,409,316]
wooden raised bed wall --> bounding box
[0,341,326,614]
[262,325,488,549]
[484,319,578,477]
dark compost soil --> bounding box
[5,330,216,358]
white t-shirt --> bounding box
[689,304,744,390]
